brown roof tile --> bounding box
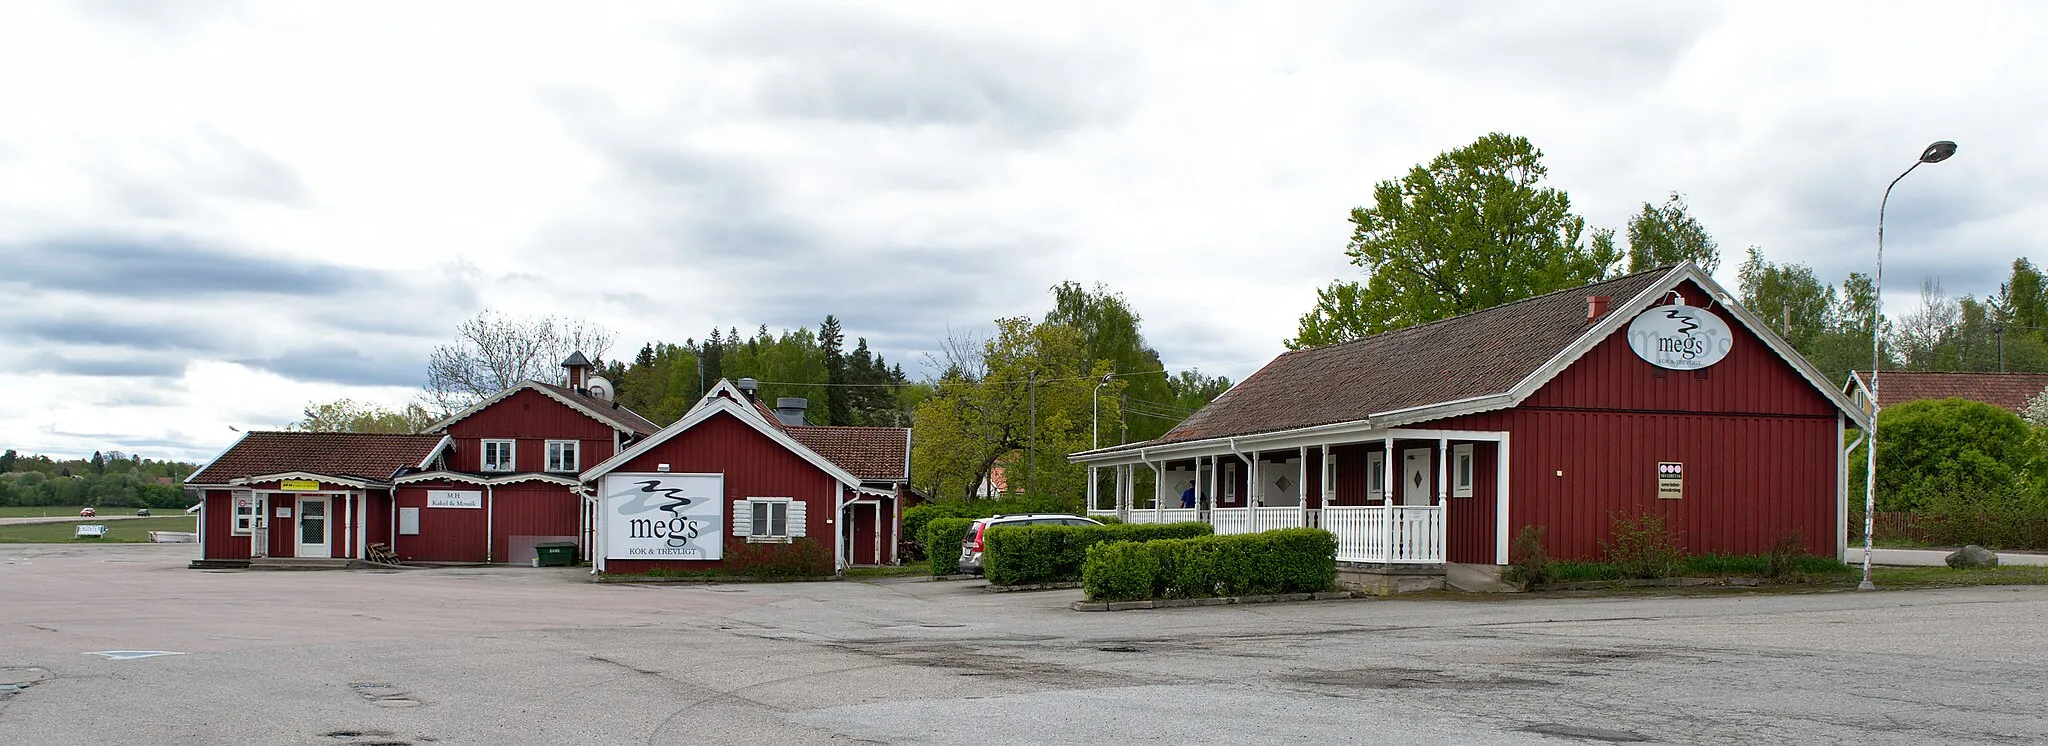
[1849,371,2048,414]
[786,425,910,482]
[1145,268,1673,446]
[531,382,661,436]
[187,432,447,485]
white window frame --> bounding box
[748,497,791,542]
[1223,462,1237,502]
[1453,444,1475,498]
[1367,451,1386,500]
[545,440,579,473]
[232,493,256,536]
[1322,451,1337,502]
[482,440,515,472]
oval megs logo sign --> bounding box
[1627,304,1732,370]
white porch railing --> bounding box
[1126,508,1200,525]
[1251,506,1306,532]
[1211,507,1251,535]
[1318,505,1443,564]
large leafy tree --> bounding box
[287,399,439,433]
[1625,192,1720,273]
[1044,282,1176,444]
[911,317,1120,502]
[1289,133,1619,348]
[1855,399,2041,512]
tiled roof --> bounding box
[531,382,661,436]
[187,432,447,485]
[786,425,910,482]
[1146,267,1673,446]
[1849,371,2048,414]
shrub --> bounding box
[1766,530,1803,581]
[1601,513,1686,579]
[725,537,834,580]
[1502,525,1550,588]
[982,521,1212,586]
[1852,398,2042,512]
[1081,528,1337,602]
[923,518,976,576]
[900,495,1081,561]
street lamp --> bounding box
[1092,373,1115,450]
[1861,140,1957,591]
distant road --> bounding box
[0,514,177,527]
[1850,547,2048,567]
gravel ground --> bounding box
[4,543,2046,745]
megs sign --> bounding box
[603,473,724,560]
[1627,302,1732,371]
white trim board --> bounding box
[580,383,863,488]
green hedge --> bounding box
[901,496,1081,560]
[1082,528,1338,601]
[923,518,977,576]
[983,522,1212,586]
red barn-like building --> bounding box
[191,356,911,571]
[1071,264,1869,576]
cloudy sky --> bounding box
[2,1,2042,462]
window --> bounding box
[232,492,256,536]
[1223,462,1237,502]
[1453,444,1475,498]
[1322,452,1338,501]
[738,497,804,542]
[482,440,515,472]
[1367,452,1386,500]
[546,440,579,472]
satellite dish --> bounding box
[586,376,615,402]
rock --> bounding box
[1945,545,2000,568]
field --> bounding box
[0,505,100,518]
[0,515,199,543]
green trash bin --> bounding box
[534,541,578,567]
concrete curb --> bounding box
[1072,590,1369,612]
[927,573,980,582]
[985,581,1082,593]
[593,574,841,584]
[1533,577,1771,591]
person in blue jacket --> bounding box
[1180,481,1197,509]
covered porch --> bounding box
[1082,428,1508,565]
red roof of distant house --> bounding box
[1847,371,2048,414]
[186,432,447,485]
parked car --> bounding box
[78,507,96,518]
[957,513,1102,574]
[136,508,151,517]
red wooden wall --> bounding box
[443,388,618,472]
[393,484,488,562]
[489,484,581,562]
[603,411,840,574]
[201,489,249,560]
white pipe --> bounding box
[485,484,495,563]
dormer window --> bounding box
[546,440,579,473]
[482,440,515,472]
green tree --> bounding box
[820,315,850,426]
[0,449,15,473]
[286,399,438,433]
[911,317,1120,502]
[1854,398,2041,512]
[1625,192,1719,273]
[89,451,105,475]
[1044,281,1176,444]
[1289,133,1619,348]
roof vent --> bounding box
[562,351,592,388]
[774,397,808,426]
[736,378,760,401]
[1587,295,1611,323]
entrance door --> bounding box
[250,496,269,558]
[1401,448,1432,506]
[297,497,330,558]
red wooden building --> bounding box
[1071,263,1869,570]
[192,355,912,571]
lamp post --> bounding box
[1861,140,1957,591]
[1092,373,1115,450]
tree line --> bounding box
[0,449,198,508]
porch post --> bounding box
[1151,460,1163,522]
[356,491,367,559]
[1298,446,1308,527]
[1383,434,1395,561]
[1087,465,1098,512]
[1207,455,1218,511]
[1496,432,1512,565]
[1438,437,1448,564]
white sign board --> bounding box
[275,506,292,519]
[398,507,421,535]
[1627,304,1733,370]
[603,474,724,561]
[426,490,483,509]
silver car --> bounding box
[957,513,1102,574]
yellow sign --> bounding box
[278,479,320,491]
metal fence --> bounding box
[1852,511,2048,551]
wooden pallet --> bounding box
[366,543,400,565]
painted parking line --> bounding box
[82,651,185,661]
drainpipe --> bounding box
[1228,438,1255,518]
[485,483,495,563]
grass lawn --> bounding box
[1867,565,2048,587]
[0,505,99,519]
[0,515,199,543]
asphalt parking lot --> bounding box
[5,544,2047,745]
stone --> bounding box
[1946,545,1999,568]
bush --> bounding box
[1855,398,2042,512]
[900,495,1080,561]
[982,522,1212,586]
[923,518,976,576]
[1081,528,1337,601]
[1502,525,1550,588]
[725,537,834,580]
[1601,513,1686,579]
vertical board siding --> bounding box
[852,502,879,566]
[604,411,840,574]
[446,388,621,471]
[1446,442,1498,564]
[489,484,582,562]
[202,490,250,560]
[394,484,488,562]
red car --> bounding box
[78,507,97,518]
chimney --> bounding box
[736,378,760,401]
[561,351,592,389]
[774,397,808,426]
[1587,295,1611,323]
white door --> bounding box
[297,496,329,558]
[250,495,269,558]
[1402,448,1432,506]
